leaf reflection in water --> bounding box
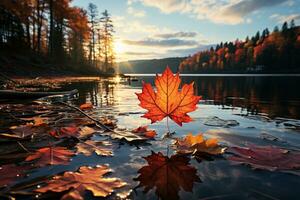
[134,151,201,200]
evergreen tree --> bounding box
[100,10,115,73]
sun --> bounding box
[114,40,125,54]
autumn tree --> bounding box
[179,21,300,73]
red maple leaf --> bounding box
[228,145,300,173]
[136,66,201,126]
[25,147,74,167]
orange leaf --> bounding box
[49,126,79,138]
[175,133,225,155]
[80,103,93,110]
[35,165,126,199]
[144,130,157,138]
[132,126,157,138]
[32,117,46,127]
[136,66,201,126]
[25,147,74,167]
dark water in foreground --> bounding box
[2,75,300,199]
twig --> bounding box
[0,71,18,84]
[17,141,31,153]
[56,101,113,131]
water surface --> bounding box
[2,75,300,200]
[62,75,300,199]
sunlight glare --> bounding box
[115,40,125,54]
[114,75,121,83]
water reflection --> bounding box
[126,76,300,119]
[134,151,201,200]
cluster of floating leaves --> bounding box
[0,68,300,200]
[0,101,158,199]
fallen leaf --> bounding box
[134,151,200,200]
[76,140,113,156]
[132,126,157,138]
[79,103,93,110]
[35,165,126,199]
[32,117,47,127]
[9,125,35,139]
[2,124,48,139]
[49,126,79,138]
[228,145,300,173]
[25,147,74,167]
[136,66,201,126]
[79,126,97,138]
[0,164,31,187]
[100,118,117,128]
[175,133,226,156]
[104,130,147,142]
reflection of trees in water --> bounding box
[60,80,116,107]
[187,76,300,119]
[96,80,115,107]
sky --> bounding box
[72,0,300,62]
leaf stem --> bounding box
[166,117,170,133]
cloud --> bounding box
[123,51,161,56]
[141,0,191,14]
[223,0,286,17]
[123,38,198,47]
[132,0,290,24]
[154,31,197,39]
[167,44,215,56]
[270,13,300,24]
[127,6,146,17]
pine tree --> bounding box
[87,3,98,66]
[100,10,115,73]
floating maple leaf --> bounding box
[31,117,47,127]
[79,103,93,110]
[175,133,226,156]
[136,66,201,126]
[0,164,31,187]
[2,123,49,140]
[78,126,97,138]
[134,151,200,200]
[228,145,300,174]
[2,125,33,139]
[103,129,147,142]
[49,126,79,139]
[25,147,74,167]
[35,165,126,199]
[76,140,113,156]
[132,126,157,138]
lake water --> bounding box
[64,75,300,199]
[1,75,300,199]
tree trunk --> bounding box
[49,0,54,56]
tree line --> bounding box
[0,0,115,74]
[179,21,300,73]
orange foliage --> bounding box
[136,66,201,126]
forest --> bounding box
[0,0,115,75]
[179,21,300,73]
